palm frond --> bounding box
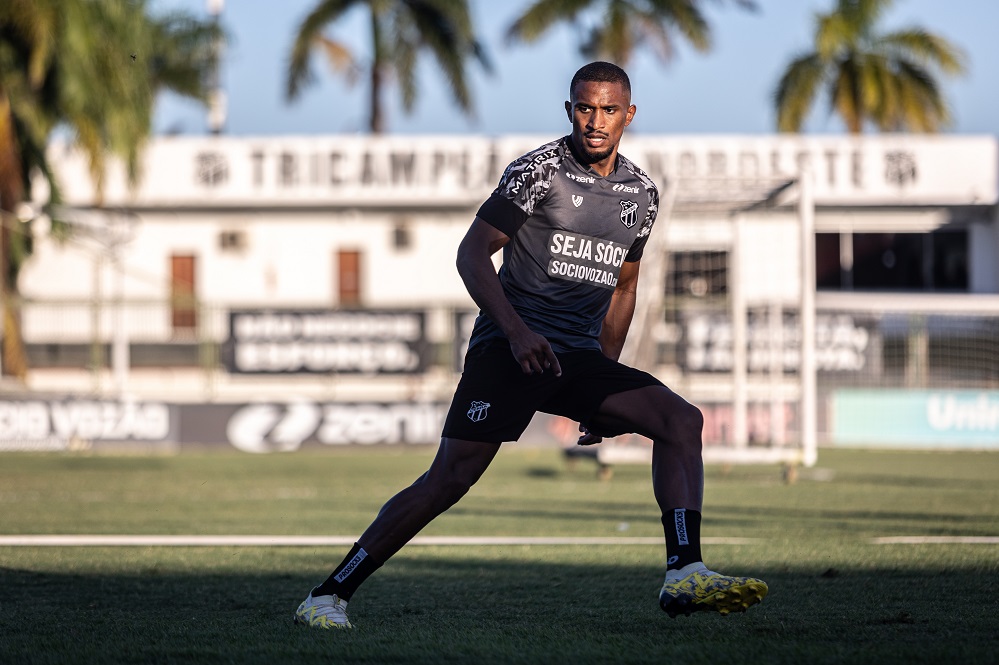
[506,0,594,45]
[629,10,677,63]
[144,13,226,101]
[597,0,636,65]
[879,28,966,74]
[830,56,864,132]
[399,0,488,113]
[815,12,853,60]
[894,59,948,132]
[773,53,825,132]
[645,0,711,53]
[286,0,358,101]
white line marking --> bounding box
[0,535,755,547]
[871,536,999,545]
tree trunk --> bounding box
[368,9,385,134]
[0,94,30,381]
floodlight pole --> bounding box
[798,168,818,467]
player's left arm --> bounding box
[598,259,641,362]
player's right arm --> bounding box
[456,218,562,377]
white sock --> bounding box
[664,561,708,581]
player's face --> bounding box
[565,80,636,174]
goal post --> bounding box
[611,170,819,468]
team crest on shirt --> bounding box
[571,195,583,208]
[620,200,639,228]
[467,400,490,422]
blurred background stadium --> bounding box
[1,0,998,468]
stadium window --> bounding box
[665,251,728,299]
[815,231,968,292]
[170,254,197,334]
[931,230,969,291]
[337,249,363,307]
[392,220,412,250]
[815,233,842,289]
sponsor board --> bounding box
[0,398,175,451]
[223,309,430,374]
[833,389,999,448]
[180,401,449,453]
[679,312,873,373]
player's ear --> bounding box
[625,104,636,127]
[565,100,572,122]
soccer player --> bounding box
[295,61,768,629]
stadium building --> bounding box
[6,133,998,459]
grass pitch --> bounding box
[1,447,997,664]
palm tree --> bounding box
[286,0,491,133]
[506,0,757,67]
[0,0,222,379]
[774,0,965,133]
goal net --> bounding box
[611,173,818,468]
[608,171,999,468]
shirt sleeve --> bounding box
[626,184,660,262]
[475,142,562,237]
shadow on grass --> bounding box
[1,552,996,665]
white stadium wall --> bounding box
[7,133,998,455]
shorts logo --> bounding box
[620,200,639,229]
[572,195,583,208]
[613,183,640,194]
[674,509,689,546]
[467,400,490,422]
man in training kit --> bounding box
[295,61,768,629]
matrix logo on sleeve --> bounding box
[548,231,628,289]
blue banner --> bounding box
[832,389,999,448]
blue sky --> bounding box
[152,0,999,137]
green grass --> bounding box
[1,447,998,664]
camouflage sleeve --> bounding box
[475,141,562,237]
[626,180,659,262]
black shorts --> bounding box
[441,339,665,443]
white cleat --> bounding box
[294,592,353,629]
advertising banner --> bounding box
[0,398,176,451]
[678,311,874,374]
[832,389,999,448]
[223,309,431,374]
[179,401,450,452]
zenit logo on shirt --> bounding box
[612,183,640,194]
[566,172,595,185]
[547,231,628,289]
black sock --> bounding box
[313,542,383,601]
[662,508,703,571]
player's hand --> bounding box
[509,330,562,377]
[577,423,602,446]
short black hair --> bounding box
[569,61,632,99]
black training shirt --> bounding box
[469,136,659,353]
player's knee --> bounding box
[672,400,704,449]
